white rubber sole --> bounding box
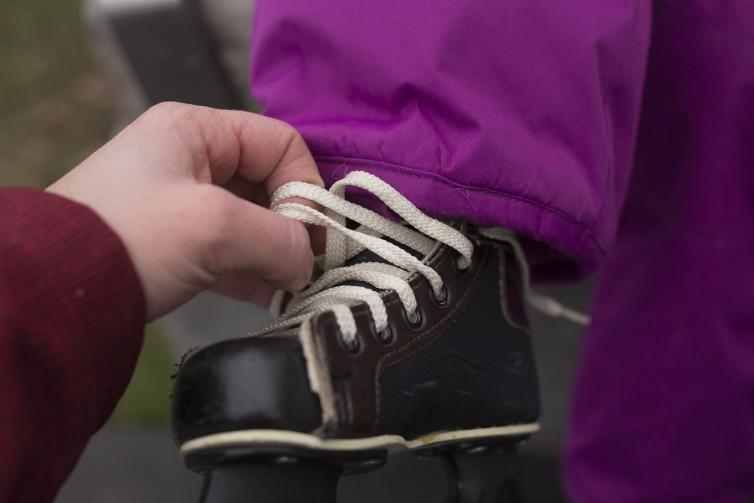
[180,422,540,457]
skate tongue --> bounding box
[308,233,430,294]
[343,232,426,267]
[345,236,425,266]
[271,235,426,319]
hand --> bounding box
[48,102,323,321]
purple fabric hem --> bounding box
[316,155,605,277]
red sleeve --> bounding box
[0,188,145,503]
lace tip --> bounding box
[527,291,591,327]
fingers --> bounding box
[222,174,267,205]
[211,271,276,307]
[200,187,314,291]
[212,109,324,196]
[230,112,325,196]
[144,103,324,195]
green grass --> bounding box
[111,324,176,428]
[0,0,112,188]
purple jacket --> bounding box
[252,0,648,280]
[251,1,754,501]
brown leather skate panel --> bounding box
[311,240,493,437]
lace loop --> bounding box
[258,171,589,350]
[264,171,473,347]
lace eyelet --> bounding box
[338,332,362,355]
[431,285,449,307]
[371,322,395,345]
[403,307,425,330]
[453,255,471,276]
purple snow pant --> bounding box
[250,1,754,501]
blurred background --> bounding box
[0,0,591,501]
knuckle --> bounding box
[143,102,202,132]
[277,119,299,137]
[144,101,185,121]
[281,123,304,149]
[264,117,301,149]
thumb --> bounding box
[202,189,314,291]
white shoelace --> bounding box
[266,171,473,348]
[261,171,589,348]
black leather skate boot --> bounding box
[172,172,540,503]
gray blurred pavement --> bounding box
[56,426,202,503]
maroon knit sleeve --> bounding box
[0,188,145,503]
